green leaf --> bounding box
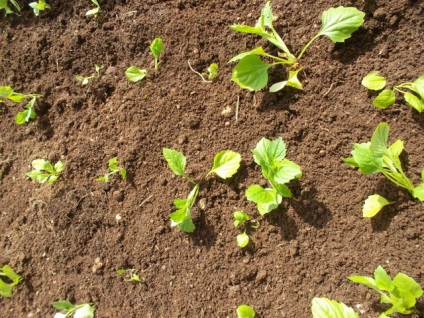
[362,71,387,90]
[273,159,302,184]
[228,47,269,63]
[231,55,271,91]
[404,92,424,112]
[85,0,100,16]
[269,68,303,92]
[125,66,147,82]
[373,89,395,108]
[370,122,389,156]
[163,148,186,177]
[170,185,199,233]
[412,75,424,99]
[246,185,282,215]
[0,280,13,298]
[54,161,65,173]
[374,265,394,292]
[234,211,250,227]
[27,170,50,183]
[0,86,26,102]
[393,273,423,299]
[0,265,23,298]
[207,63,218,79]
[150,38,164,59]
[108,157,119,172]
[387,139,403,158]
[207,150,241,179]
[413,184,424,201]
[362,194,393,218]
[252,137,286,167]
[311,297,359,318]
[52,300,75,311]
[176,218,195,233]
[236,232,249,248]
[237,304,256,318]
[344,142,382,174]
[348,275,378,290]
[317,7,365,43]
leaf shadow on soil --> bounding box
[263,206,299,241]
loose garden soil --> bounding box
[1,0,424,317]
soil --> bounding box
[1,0,424,317]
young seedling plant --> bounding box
[246,137,302,215]
[311,297,358,318]
[233,211,259,248]
[29,0,50,16]
[125,66,147,82]
[0,86,42,124]
[96,157,126,183]
[362,72,424,112]
[85,0,100,16]
[349,265,423,317]
[344,122,424,209]
[75,64,103,86]
[116,268,144,284]
[163,148,241,233]
[0,265,23,298]
[237,304,256,318]
[0,0,20,15]
[188,61,219,83]
[27,159,64,184]
[229,2,365,92]
[52,301,95,318]
[150,38,164,71]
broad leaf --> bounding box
[412,75,424,99]
[274,159,302,184]
[231,55,271,91]
[246,185,281,215]
[236,232,249,248]
[362,71,387,90]
[163,148,186,177]
[348,275,377,290]
[374,265,395,292]
[413,184,424,201]
[344,142,382,174]
[207,150,241,179]
[373,89,395,108]
[125,66,147,82]
[370,122,389,156]
[404,92,424,112]
[228,47,268,63]
[52,300,75,311]
[269,69,303,92]
[26,170,50,183]
[311,297,359,318]
[150,38,163,59]
[393,273,423,299]
[170,184,199,233]
[362,194,393,218]
[252,137,286,167]
[317,7,365,43]
[237,304,256,318]
[233,211,250,227]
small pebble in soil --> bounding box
[198,198,207,210]
[256,270,267,282]
[115,214,122,223]
[221,106,232,118]
[113,190,124,202]
[92,257,104,274]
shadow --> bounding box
[412,109,424,129]
[264,206,299,241]
[290,185,332,229]
[36,107,54,140]
[188,210,217,249]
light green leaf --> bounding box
[176,218,195,233]
[311,297,359,318]
[374,265,395,292]
[0,86,26,102]
[27,171,50,183]
[0,265,23,298]
[237,232,249,248]
[362,71,387,90]
[412,75,424,99]
[393,273,423,299]
[269,69,303,92]
[170,185,199,233]
[252,137,286,167]
[246,185,281,215]
[317,7,365,43]
[207,150,241,179]
[73,303,95,318]
[231,55,271,91]
[125,66,147,82]
[413,184,424,201]
[207,63,218,79]
[387,140,403,158]
[108,157,119,172]
[344,142,382,174]
[32,159,48,171]
[373,89,395,108]
[404,92,424,112]
[150,38,164,59]
[234,211,250,227]
[54,161,65,173]
[163,148,186,177]
[348,275,377,290]
[0,280,13,298]
[228,47,268,63]
[229,24,267,37]
[237,304,256,318]
[85,0,100,16]
[274,159,302,184]
[362,194,393,218]
[370,122,389,156]
[52,300,75,311]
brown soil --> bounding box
[1,0,424,317]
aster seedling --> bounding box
[52,301,95,318]
[96,157,126,183]
[0,265,23,298]
[27,159,64,184]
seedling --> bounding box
[0,265,23,298]
[1,86,42,124]
[362,194,393,218]
[15,97,37,125]
[27,159,64,184]
[85,0,100,16]
[362,72,424,112]
[150,38,164,71]
[246,137,302,215]
[311,297,358,318]
[163,148,241,232]
[125,66,147,82]
[229,2,365,92]
[344,122,424,201]
[96,157,126,183]
[52,301,95,318]
[237,305,256,318]
[116,268,144,284]
[29,0,50,16]
[94,64,103,77]
[349,265,423,317]
[75,75,94,86]
[0,0,21,15]
[233,211,259,248]
[188,61,219,83]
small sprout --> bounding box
[15,97,37,125]
[233,211,250,227]
[311,297,358,318]
[29,0,50,16]
[125,66,147,82]
[96,157,126,183]
[349,265,423,317]
[75,75,95,86]
[344,122,424,201]
[94,64,103,77]
[188,61,219,83]
[27,159,64,184]
[0,86,42,124]
[0,265,23,298]
[163,148,241,232]
[85,0,100,16]
[52,301,95,318]
[0,0,21,15]
[362,72,424,112]
[149,38,164,71]
[237,304,256,318]
[116,269,144,284]
[233,211,259,248]
[236,232,249,248]
[362,194,393,218]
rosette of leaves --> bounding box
[27,159,64,184]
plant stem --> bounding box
[297,33,320,60]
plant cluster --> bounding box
[0,265,23,298]
[233,211,259,248]
[0,86,42,125]
[26,159,65,184]
[96,157,126,183]
[229,2,365,92]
